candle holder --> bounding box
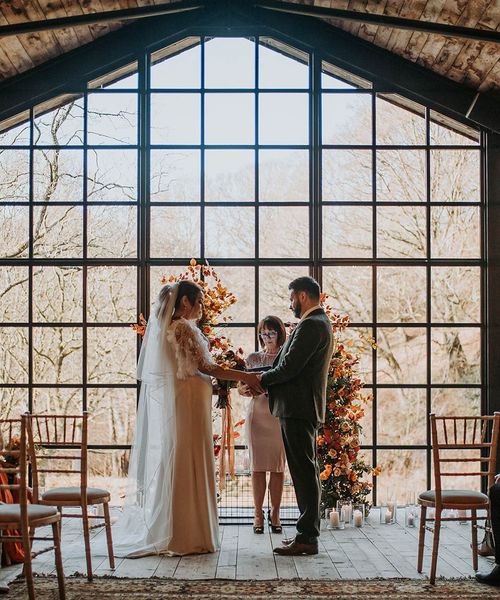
[379,502,397,524]
[337,500,353,526]
[405,504,419,528]
[352,503,365,528]
[327,507,345,530]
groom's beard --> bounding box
[293,300,302,319]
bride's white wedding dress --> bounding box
[110,284,219,557]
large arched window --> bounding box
[0,33,483,504]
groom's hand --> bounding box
[246,373,265,395]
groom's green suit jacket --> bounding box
[260,309,334,424]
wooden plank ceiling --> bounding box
[0,0,499,93]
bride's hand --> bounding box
[243,372,265,395]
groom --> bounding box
[247,276,334,556]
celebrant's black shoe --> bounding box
[476,564,500,586]
[0,581,9,594]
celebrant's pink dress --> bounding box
[245,351,286,473]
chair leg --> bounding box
[417,506,427,573]
[471,509,479,571]
[22,525,35,600]
[103,501,115,569]
[429,509,442,585]
[81,504,93,582]
[52,521,66,600]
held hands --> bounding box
[243,372,265,395]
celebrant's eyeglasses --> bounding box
[261,332,278,338]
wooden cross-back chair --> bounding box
[417,412,500,584]
[0,416,65,600]
[26,412,114,581]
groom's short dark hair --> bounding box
[289,276,320,301]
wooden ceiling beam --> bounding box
[257,0,500,44]
[0,0,204,38]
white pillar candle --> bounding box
[330,508,340,527]
[407,512,415,527]
[353,509,363,527]
[385,509,392,523]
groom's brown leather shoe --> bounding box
[273,539,318,556]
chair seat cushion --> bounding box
[41,487,110,503]
[419,489,488,506]
[0,503,58,523]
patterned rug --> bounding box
[6,577,500,599]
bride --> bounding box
[112,280,262,557]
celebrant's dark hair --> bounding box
[257,315,287,349]
[289,276,320,301]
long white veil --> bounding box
[111,282,179,557]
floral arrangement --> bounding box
[317,295,381,510]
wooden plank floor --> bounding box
[0,508,493,584]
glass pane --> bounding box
[205,150,254,202]
[322,93,371,145]
[216,326,255,359]
[430,111,479,145]
[87,206,137,258]
[431,206,480,259]
[431,388,481,416]
[33,327,82,384]
[205,37,255,88]
[376,150,426,202]
[259,149,308,202]
[0,266,28,322]
[150,93,200,145]
[358,398,372,445]
[377,388,426,445]
[0,388,28,419]
[87,388,137,445]
[431,267,480,323]
[259,206,309,259]
[377,267,426,323]
[32,387,82,415]
[323,266,372,322]
[377,206,426,258]
[431,327,480,384]
[430,150,480,202]
[322,150,372,201]
[0,328,28,384]
[87,149,137,201]
[150,40,201,88]
[87,93,138,145]
[87,327,136,384]
[0,112,30,145]
[33,205,83,258]
[322,73,356,90]
[205,206,254,258]
[0,149,29,201]
[34,96,84,145]
[259,266,309,323]
[150,206,200,258]
[205,93,254,145]
[150,150,200,202]
[259,42,309,89]
[87,266,137,323]
[33,149,83,201]
[341,326,373,384]
[214,266,255,323]
[376,450,426,504]
[259,93,308,145]
[33,266,83,322]
[376,95,425,145]
[0,206,29,259]
[323,206,372,258]
[377,327,427,384]
[88,449,130,502]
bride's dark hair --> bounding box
[175,281,202,311]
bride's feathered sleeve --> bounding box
[167,319,217,379]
